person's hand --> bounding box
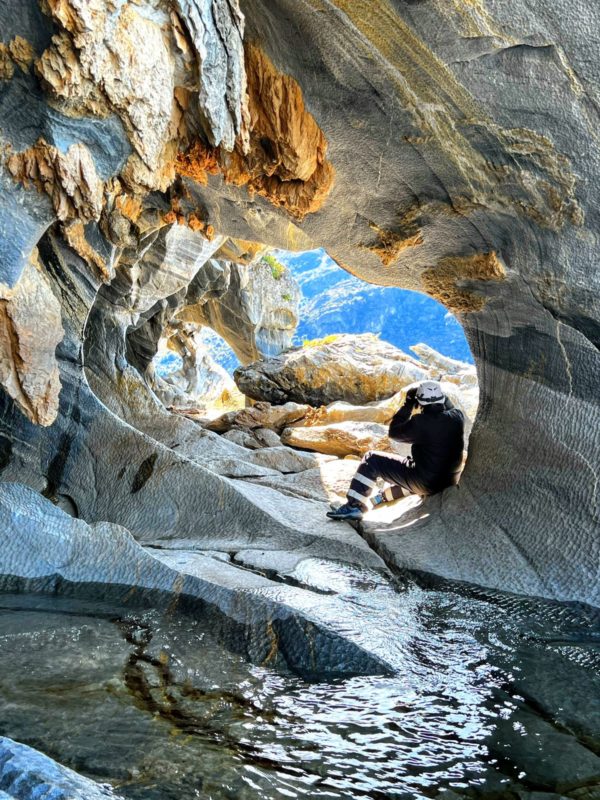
[405,386,418,408]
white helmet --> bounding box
[416,380,445,406]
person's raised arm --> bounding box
[389,387,421,442]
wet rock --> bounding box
[281,420,408,459]
[234,334,431,406]
[0,736,125,799]
[0,482,392,677]
[489,704,600,793]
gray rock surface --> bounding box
[179,255,301,364]
[0,736,124,799]
[149,324,241,411]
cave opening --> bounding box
[117,227,479,528]
[137,237,479,462]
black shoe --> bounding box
[326,502,364,521]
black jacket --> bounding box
[388,398,465,492]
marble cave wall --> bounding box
[0,0,597,604]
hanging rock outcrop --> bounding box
[0,251,63,426]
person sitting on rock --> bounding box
[327,380,465,521]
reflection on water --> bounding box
[0,563,598,800]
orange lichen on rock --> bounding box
[7,138,103,222]
[0,250,64,426]
[223,43,335,219]
[421,251,505,313]
[115,193,143,223]
[161,196,213,238]
[0,45,14,80]
[9,36,35,72]
[175,140,221,185]
[0,36,35,80]
[35,32,110,118]
[215,238,267,265]
[363,221,424,266]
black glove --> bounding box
[405,386,418,408]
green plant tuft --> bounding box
[262,253,286,280]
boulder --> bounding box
[253,427,282,447]
[294,394,403,427]
[221,428,262,449]
[281,420,409,458]
[234,333,430,406]
[246,445,326,473]
[222,425,281,449]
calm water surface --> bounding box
[0,563,598,799]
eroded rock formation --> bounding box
[0,0,596,618]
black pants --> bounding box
[347,450,424,509]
